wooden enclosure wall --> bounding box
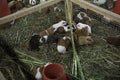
[0,0,61,25]
[0,0,120,25]
[71,0,120,24]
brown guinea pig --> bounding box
[8,0,24,13]
[78,36,93,45]
[106,36,120,46]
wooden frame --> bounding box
[71,0,120,23]
[0,0,61,25]
[0,0,120,25]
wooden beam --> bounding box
[71,0,120,23]
[0,0,61,25]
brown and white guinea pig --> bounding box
[74,27,90,41]
[38,27,55,37]
[76,22,92,35]
[38,20,67,36]
[106,36,120,46]
[29,33,40,51]
[33,67,42,80]
[33,62,51,80]
[54,25,71,34]
[39,34,58,44]
[57,36,71,54]
[52,20,67,32]
[73,11,92,25]
[78,36,93,45]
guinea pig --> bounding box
[106,36,120,46]
[29,0,37,5]
[29,33,40,51]
[55,25,71,34]
[38,27,55,37]
[93,0,106,5]
[33,62,52,80]
[73,11,92,25]
[105,0,117,10]
[57,36,71,54]
[8,0,24,13]
[53,20,67,32]
[76,22,92,34]
[78,36,93,45]
[74,27,90,41]
[39,34,58,44]
[34,67,42,80]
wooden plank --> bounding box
[71,0,120,24]
[0,0,61,25]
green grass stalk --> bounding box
[65,0,85,80]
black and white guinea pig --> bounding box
[105,0,117,10]
[57,36,71,54]
[39,35,58,44]
[29,33,40,51]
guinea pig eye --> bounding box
[67,27,70,29]
[62,21,67,25]
[87,38,92,41]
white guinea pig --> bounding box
[35,67,42,80]
[93,0,106,5]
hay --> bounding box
[0,2,120,80]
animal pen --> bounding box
[0,0,120,80]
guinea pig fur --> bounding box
[35,67,42,80]
[39,35,58,44]
[76,22,91,34]
[38,20,67,37]
[55,26,70,34]
[29,34,40,51]
[74,27,90,40]
[57,36,71,54]
[38,27,55,37]
[78,36,93,45]
[73,11,91,25]
[52,20,67,32]
[106,36,120,46]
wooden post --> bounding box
[65,0,73,22]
